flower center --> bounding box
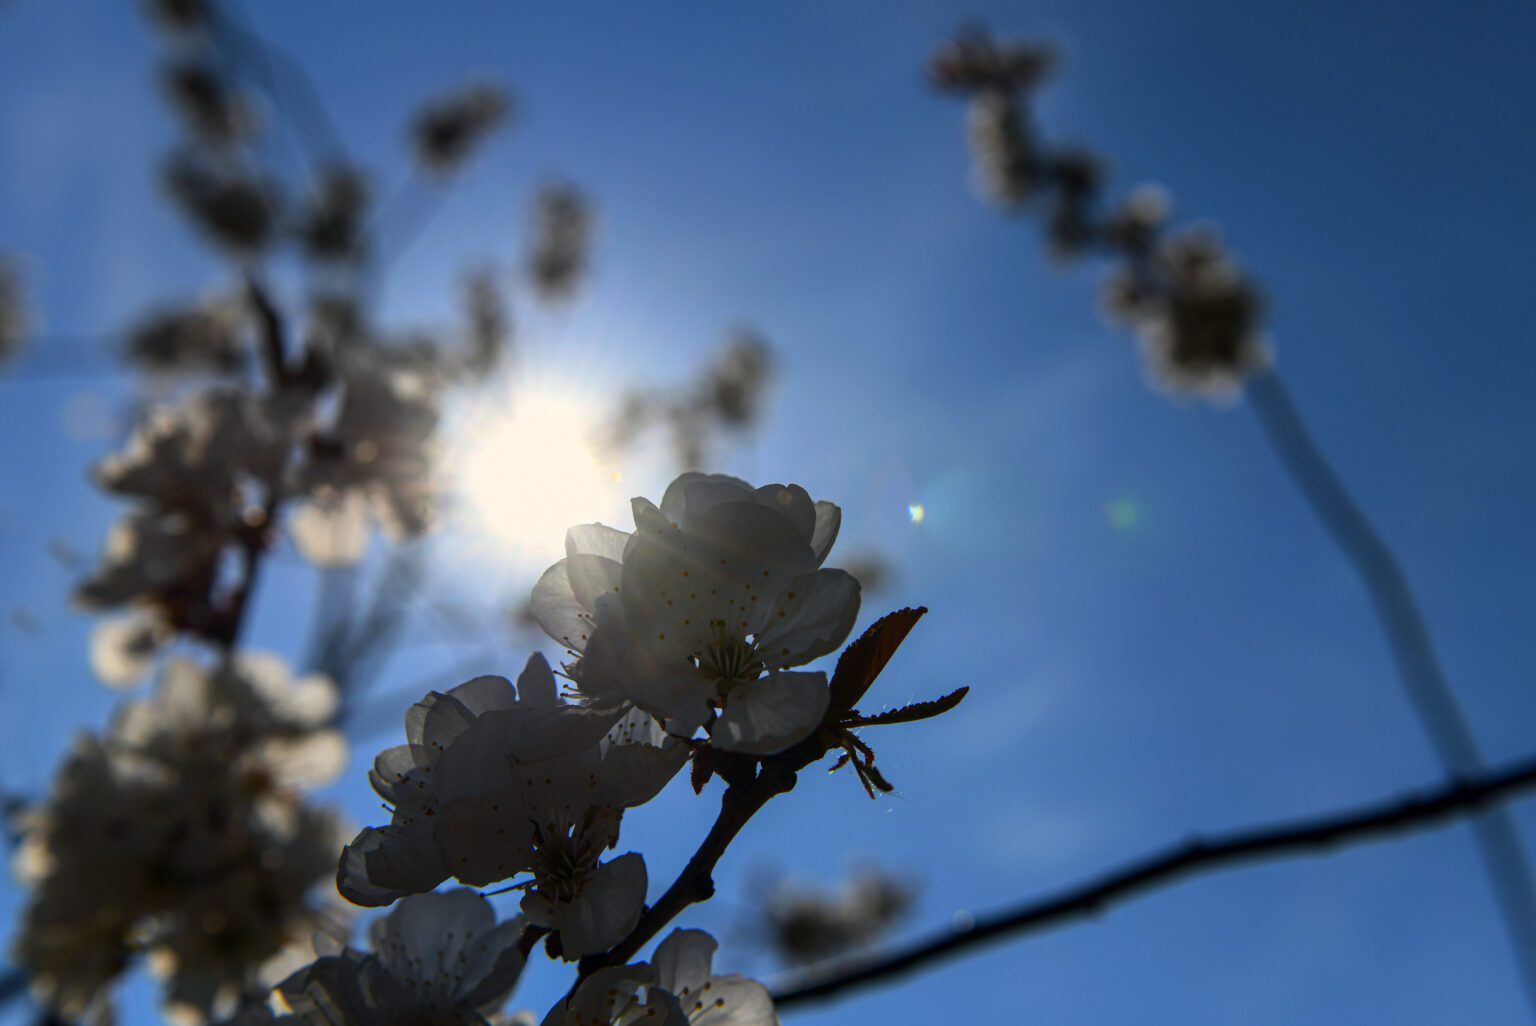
[529,808,616,903]
[696,619,765,694]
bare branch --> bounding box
[771,751,1536,1009]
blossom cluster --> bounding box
[10,655,348,1024]
[928,29,1269,398]
[327,472,962,1026]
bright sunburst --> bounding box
[447,381,623,561]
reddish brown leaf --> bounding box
[845,686,969,728]
[690,748,717,794]
[828,606,927,713]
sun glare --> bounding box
[449,385,622,561]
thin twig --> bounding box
[1249,369,1536,1013]
[578,753,809,978]
[771,750,1536,1009]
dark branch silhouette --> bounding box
[771,750,1536,1009]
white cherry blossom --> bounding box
[540,473,859,756]
[340,655,684,958]
[543,929,776,1026]
[277,889,525,1026]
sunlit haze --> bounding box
[446,380,626,564]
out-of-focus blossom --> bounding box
[539,473,857,756]
[162,61,253,147]
[296,165,371,265]
[604,334,777,471]
[543,929,777,1026]
[165,152,280,255]
[124,300,248,378]
[927,31,1058,95]
[753,865,915,966]
[462,269,511,375]
[702,332,772,431]
[143,0,208,34]
[965,91,1036,210]
[1113,231,1269,398]
[339,654,682,958]
[410,83,512,176]
[12,654,348,1023]
[527,185,591,303]
[289,358,440,567]
[277,890,525,1026]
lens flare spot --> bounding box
[1105,498,1140,531]
[908,503,926,525]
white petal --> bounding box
[531,560,597,653]
[338,825,448,906]
[566,553,623,611]
[713,672,829,756]
[752,484,816,548]
[515,652,558,709]
[540,852,647,959]
[755,569,861,670]
[595,739,688,810]
[652,929,717,996]
[447,673,522,717]
[369,888,496,984]
[565,523,630,562]
[688,977,778,1026]
[809,500,841,566]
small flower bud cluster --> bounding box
[10,655,349,1024]
[929,28,1269,397]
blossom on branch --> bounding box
[277,890,526,1026]
[339,654,684,959]
[534,473,858,756]
[544,929,776,1026]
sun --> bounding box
[446,382,625,562]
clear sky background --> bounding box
[3,1,1536,1023]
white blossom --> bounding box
[290,359,440,567]
[340,654,684,959]
[537,473,858,756]
[278,890,526,1026]
[12,653,349,1023]
[543,930,776,1026]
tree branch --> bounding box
[771,750,1536,1009]
[1249,370,1536,1013]
[578,752,808,977]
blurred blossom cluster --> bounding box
[527,184,593,303]
[11,654,349,1024]
[607,331,775,469]
[752,864,916,966]
[410,82,513,176]
[929,29,1268,398]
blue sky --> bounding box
[3,1,1536,1023]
